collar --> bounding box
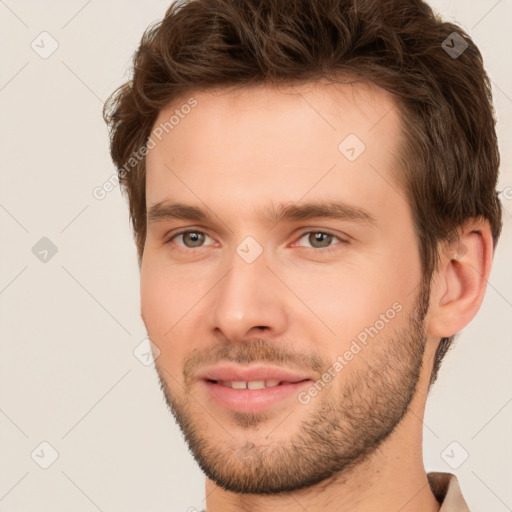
[427,472,470,511]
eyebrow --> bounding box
[147,200,377,227]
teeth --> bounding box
[218,380,282,389]
[247,380,265,390]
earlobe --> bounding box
[426,219,493,338]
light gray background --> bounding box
[1,1,511,511]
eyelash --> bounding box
[165,229,346,252]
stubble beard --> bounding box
[154,285,430,495]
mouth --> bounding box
[205,378,309,389]
[197,363,315,414]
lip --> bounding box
[198,363,314,414]
[201,379,312,414]
[198,363,313,383]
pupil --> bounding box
[311,232,330,248]
[315,233,326,242]
[186,231,203,247]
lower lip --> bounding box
[202,380,312,414]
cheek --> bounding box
[140,257,180,337]
[140,256,212,354]
[289,267,386,342]
[140,267,189,376]
[284,250,418,342]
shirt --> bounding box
[199,471,469,512]
[428,471,470,511]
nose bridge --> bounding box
[209,243,288,339]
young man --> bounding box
[103,0,503,510]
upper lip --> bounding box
[198,363,313,383]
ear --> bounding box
[426,218,494,338]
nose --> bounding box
[208,247,290,342]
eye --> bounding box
[165,229,346,252]
[293,231,346,251]
[167,230,214,249]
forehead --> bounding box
[151,78,400,138]
[145,79,404,215]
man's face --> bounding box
[141,80,429,493]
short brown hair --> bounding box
[103,0,503,387]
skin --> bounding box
[140,79,493,512]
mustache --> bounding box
[183,338,327,380]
